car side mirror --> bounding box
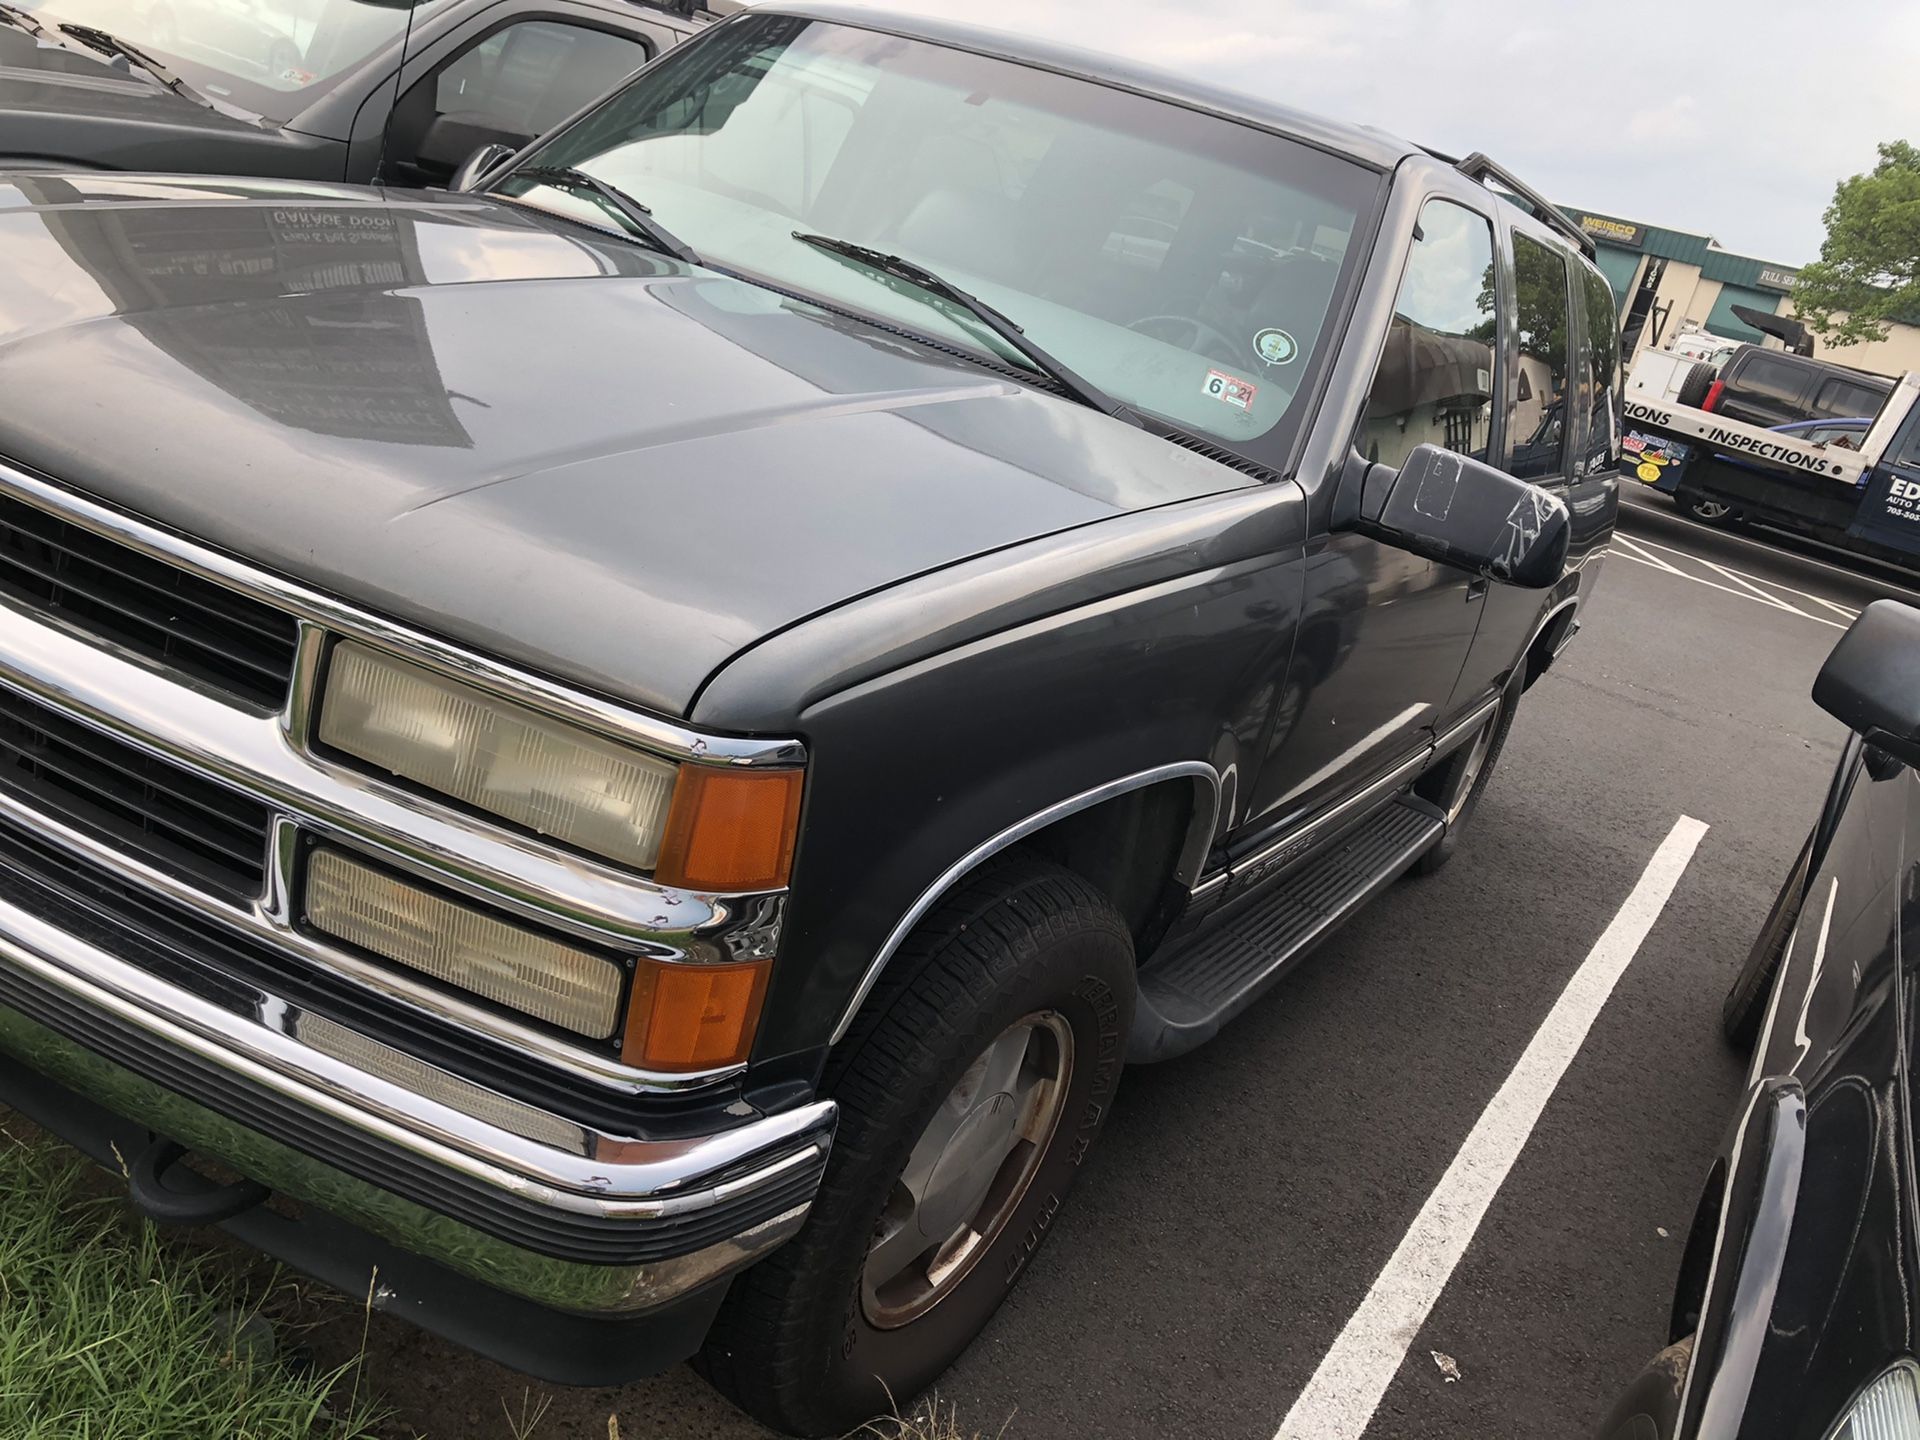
[449,142,517,194]
[1350,444,1571,589]
[1814,600,1920,768]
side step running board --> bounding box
[1128,795,1445,1062]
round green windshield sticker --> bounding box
[1253,327,1297,367]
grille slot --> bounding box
[0,686,270,900]
[0,492,299,708]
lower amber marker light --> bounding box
[623,958,771,1071]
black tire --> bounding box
[1721,832,1815,1051]
[1675,361,1717,409]
[1592,1337,1692,1440]
[1408,680,1519,877]
[698,854,1135,1437]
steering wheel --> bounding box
[1127,313,1244,366]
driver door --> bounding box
[1239,195,1504,840]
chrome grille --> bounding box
[0,492,299,708]
[0,684,270,900]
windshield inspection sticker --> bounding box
[1252,327,1298,367]
[1203,369,1258,412]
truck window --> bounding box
[1508,232,1571,481]
[1357,199,1497,471]
[1576,263,1620,473]
[1815,376,1887,420]
[1732,352,1805,407]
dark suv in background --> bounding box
[1702,345,1892,429]
[0,5,1619,1432]
[0,0,714,185]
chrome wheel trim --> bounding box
[861,1012,1074,1329]
[1444,704,1501,824]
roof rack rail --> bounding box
[1453,151,1596,260]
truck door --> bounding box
[1451,227,1585,708]
[1239,196,1497,836]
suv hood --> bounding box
[0,29,308,167]
[0,176,1251,717]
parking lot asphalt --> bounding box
[321,482,1916,1440]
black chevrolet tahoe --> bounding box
[0,6,1619,1433]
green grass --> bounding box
[0,1130,387,1440]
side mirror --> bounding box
[1814,600,1920,768]
[448,142,517,194]
[1352,444,1571,589]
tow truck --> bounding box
[1621,363,1920,570]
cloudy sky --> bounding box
[797,0,1920,266]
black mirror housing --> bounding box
[1814,600,1920,768]
[449,141,518,194]
[1354,444,1571,590]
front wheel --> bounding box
[698,855,1135,1437]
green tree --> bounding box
[1793,140,1920,346]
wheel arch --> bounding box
[827,762,1219,1045]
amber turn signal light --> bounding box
[622,958,772,1071]
[653,766,803,893]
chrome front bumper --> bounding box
[0,878,836,1316]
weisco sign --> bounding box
[1576,214,1645,248]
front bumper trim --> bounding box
[0,877,833,1293]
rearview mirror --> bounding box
[1814,600,1920,768]
[1352,444,1571,589]
[449,142,517,194]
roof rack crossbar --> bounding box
[1454,151,1596,260]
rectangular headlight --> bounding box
[304,848,625,1038]
[318,642,677,870]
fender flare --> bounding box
[827,760,1221,1045]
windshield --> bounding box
[17,0,443,118]
[502,14,1381,457]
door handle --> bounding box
[1466,579,1489,600]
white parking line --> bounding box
[1611,549,1849,629]
[1622,530,1861,618]
[1273,815,1711,1440]
[1618,489,1920,603]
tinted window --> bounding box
[1358,200,1497,470]
[1731,352,1805,406]
[513,16,1381,462]
[1576,263,1620,472]
[1815,377,1887,420]
[1890,416,1920,470]
[436,23,650,140]
[1509,232,1571,480]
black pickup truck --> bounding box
[0,6,1618,1433]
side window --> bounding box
[1508,232,1571,481]
[1358,199,1497,471]
[1578,264,1621,472]
[1733,354,1805,407]
[1816,377,1887,420]
[435,23,651,142]
[1889,414,1920,470]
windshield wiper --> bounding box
[511,166,699,265]
[0,2,50,39]
[56,23,214,109]
[790,230,1136,425]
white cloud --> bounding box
[782,0,1920,263]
